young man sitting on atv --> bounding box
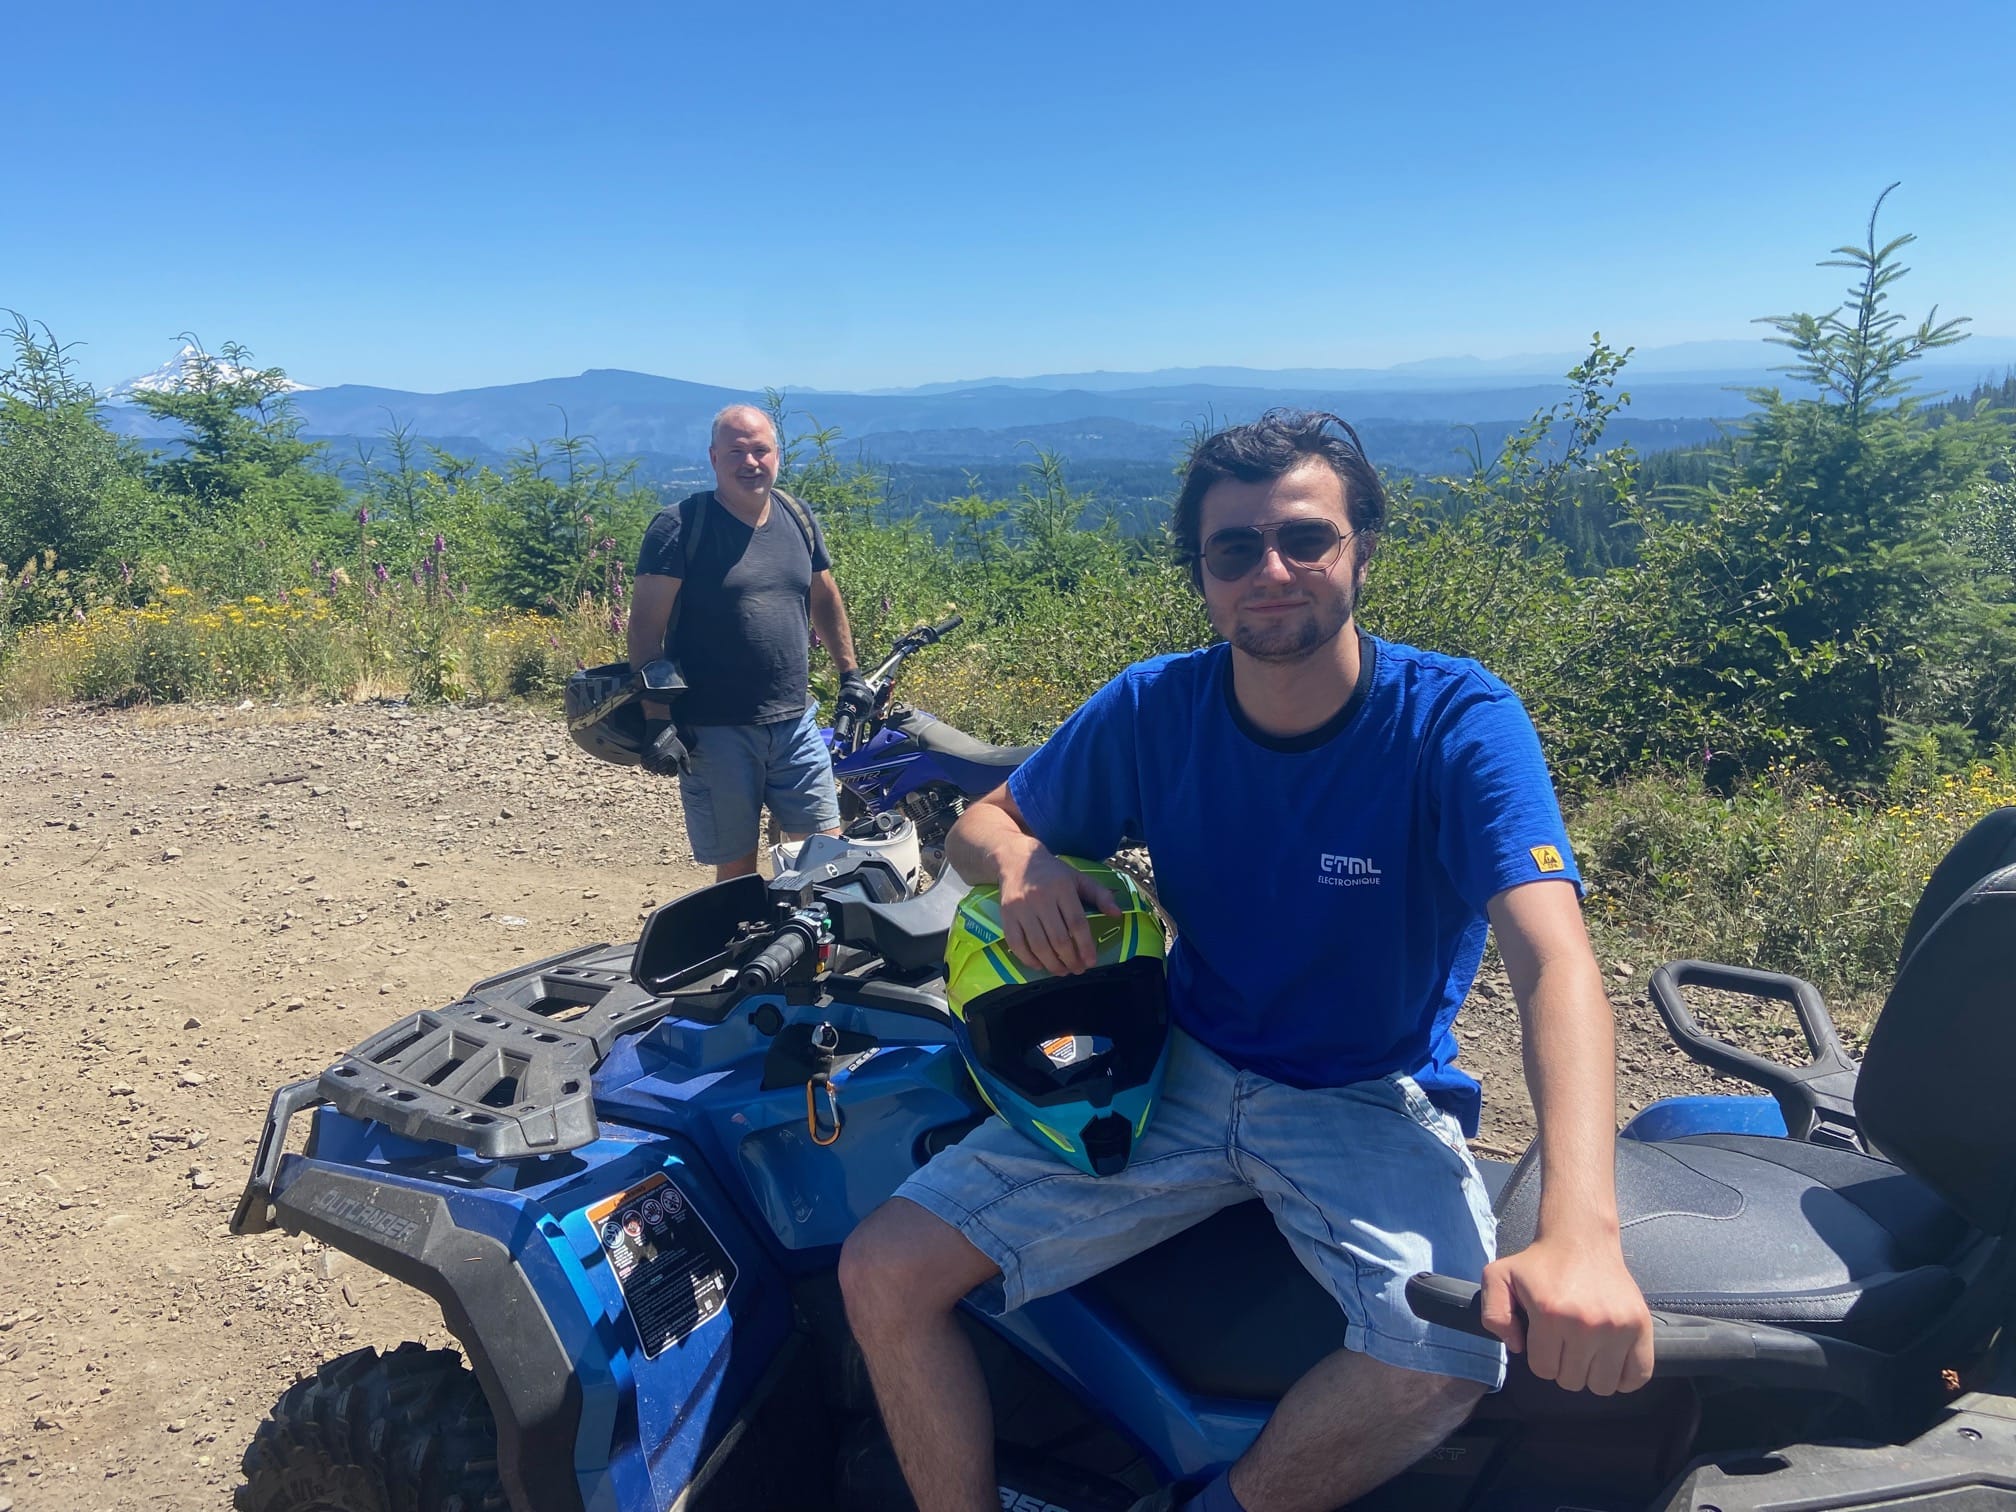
[838,411,1655,1512]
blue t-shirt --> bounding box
[1007,634,1580,1135]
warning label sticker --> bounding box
[585,1171,735,1357]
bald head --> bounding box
[709,404,782,510]
[711,404,778,449]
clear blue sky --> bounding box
[6,0,2012,393]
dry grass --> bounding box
[0,578,623,719]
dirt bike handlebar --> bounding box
[877,614,964,672]
[835,616,965,751]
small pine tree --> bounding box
[0,313,149,595]
[1754,183,1969,428]
[1590,189,2014,785]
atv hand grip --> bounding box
[930,613,963,639]
[1405,1273,1876,1387]
[1647,960,1851,1086]
[738,924,814,991]
[1405,1272,1488,1335]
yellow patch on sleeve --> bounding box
[1529,844,1566,873]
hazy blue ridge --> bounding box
[93,342,2013,466]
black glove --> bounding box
[836,670,875,721]
[641,723,692,777]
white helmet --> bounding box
[771,811,922,893]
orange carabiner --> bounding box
[806,1073,843,1147]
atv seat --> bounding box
[1077,1164,1515,1401]
[1499,813,2016,1400]
[1490,1133,1973,1353]
[1079,1199,1352,1398]
[1082,1134,1980,1399]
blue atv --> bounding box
[229,809,2016,1512]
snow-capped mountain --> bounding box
[102,343,315,400]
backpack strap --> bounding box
[678,490,711,579]
[658,491,710,658]
[769,486,820,563]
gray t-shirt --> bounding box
[634,491,832,726]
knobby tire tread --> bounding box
[237,1343,508,1512]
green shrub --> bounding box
[1571,760,2016,1028]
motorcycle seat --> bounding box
[1492,1133,1972,1353]
[891,710,1037,770]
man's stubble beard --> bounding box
[1224,574,1358,665]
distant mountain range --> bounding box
[97,338,2016,475]
[867,338,2016,395]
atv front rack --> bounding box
[250,876,781,1188]
[233,941,731,1233]
[233,869,958,1235]
[319,941,669,1158]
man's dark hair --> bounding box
[1170,410,1388,588]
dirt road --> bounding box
[0,700,1737,1511]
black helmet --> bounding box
[564,662,650,766]
[565,659,689,767]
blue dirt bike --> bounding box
[825,614,1036,876]
[230,808,2016,1512]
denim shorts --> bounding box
[896,1029,1506,1387]
[677,707,842,865]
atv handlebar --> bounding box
[737,918,818,992]
[1405,1272,1882,1389]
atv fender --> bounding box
[1657,1392,2016,1508]
[270,1164,586,1512]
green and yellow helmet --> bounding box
[945,858,1169,1177]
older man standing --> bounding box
[627,404,871,880]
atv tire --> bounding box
[238,1342,507,1512]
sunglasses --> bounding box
[1201,519,1349,581]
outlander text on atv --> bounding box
[231,809,2016,1512]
